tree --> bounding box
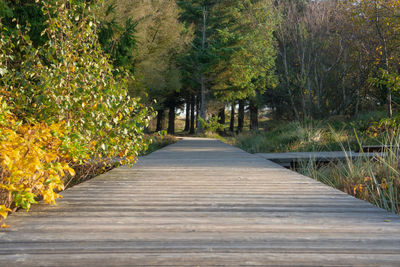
[103,0,192,132]
[211,0,278,131]
[347,0,400,117]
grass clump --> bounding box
[298,133,400,215]
[232,113,390,154]
[235,120,352,153]
[141,134,178,156]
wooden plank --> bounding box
[256,151,384,168]
[0,137,399,266]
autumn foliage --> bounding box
[0,99,74,218]
[0,0,152,223]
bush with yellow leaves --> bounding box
[0,0,152,225]
[0,98,75,222]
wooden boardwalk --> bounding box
[256,151,382,168]
[1,137,400,266]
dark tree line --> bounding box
[6,0,400,136]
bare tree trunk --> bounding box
[196,95,200,133]
[238,99,245,132]
[307,76,312,118]
[282,46,300,120]
[184,100,190,132]
[313,56,322,116]
[249,99,258,131]
[200,75,207,121]
[374,1,392,117]
[229,101,235,132]
[355,50,362,118]
[218,106,225,125]
[198,7,208,133]
[156,110,164,132]
[341,49,347,114]
[190,95,195,134]
[167,105,175,135]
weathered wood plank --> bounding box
[0,137,399,266]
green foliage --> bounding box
[232,114,390,154]
[369,69,400,105]
[141,133,177,156]
[198,116,224,133]
[2,0,47,46]
[5,0,152,164]
[98,4,137,73]
[368,115,400,137]
[0,0,152,222]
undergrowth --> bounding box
[141,134,178,156]
[233,112,387,153]
[298,132,400,215]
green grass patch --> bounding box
[231,112,391,154]
[141,134,178,156]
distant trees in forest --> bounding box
[136,0,400,134]
[3,0,400,136]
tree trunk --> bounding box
[196,95,200,132]
[249,99,258,131]
[355,49,362,118]
[184,100,190,132]
[229,101,235,132]
[307,76,312,118]
[167,105,175,135]
[198,7,208,133]
[218,107,225,125]
[341,49,347,115]
[156,110,164,132]
[238,99,245,132]
[374,1,392,117]
[190,95,195,134]
[282,46,300,120]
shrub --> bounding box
[0,97,75,218]
[0,0,152,223]
[199,116,224,134]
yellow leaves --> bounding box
[0,99,73,216]
[380,178,388,190]
[353,184,363,195]
[364,176,373,183]
[0,205,11,220]
[90,140,97,148]
[65,165,76,176]
[43,189,62,205]
[1,223,9,229]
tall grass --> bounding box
[298,133,400,214]
[140,134,178,156]
[229,113,400,214]
[235,120,356,153]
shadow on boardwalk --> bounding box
[1,137,400,266]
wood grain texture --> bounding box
[1,137,400,266]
